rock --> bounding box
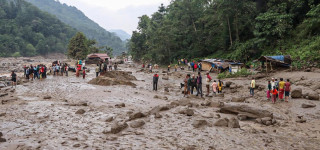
[163,96,168,100]
[129,112,146,121]
[149,105,171,115]
[75,109,86,114]
[214,114,221,119]
[219,103,273,119]
[162,76,169,80]
[301,103,316,108]
[228,117,240,128]
[43,96,52,99]
[164,87,170,92]
[0,113,6,117]
[192,120,208,128]
[237,114,248,121]
[271,119,277,125]
[214,118,229,127]
[0,138,6,142]
[291,88,302,98]
[230,84,237,89]
[155,113,162,118]
[130,120,145,128]
[105,116,114,122]
[115,103,125,108]
[308,92,319,100]
[153,95,161,99]
[261,117,272,124]
[73,144,81,148]
[216,93,224,97]
[226,81,233,88]
[265,121,272,126]
[185,109,194,116]
[256,118,262,124]
[296,118,307,123]
[231,97,246,102]
[110,122,128,134]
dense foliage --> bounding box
[0,0,76,57]
[67,32,99,60]
[26,0,127,55]
[129,0,320,65]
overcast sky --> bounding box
[58,0,171,34]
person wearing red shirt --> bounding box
[271,87,278,104]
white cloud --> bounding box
[58,0,170,33]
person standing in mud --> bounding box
[196,72,203,97]
[217,80,223,93]
[184,74,190,97]
[271,86,278,104]
[83,68,86,79]
[23,65,26,77]
[175,64,178,72]
[153,73,159,91]
[26,67,30,80]
[279,78,285,101]
[29,65,34,81]
[211,80,217,95]
[250,77,255,96]
[168,64,171,72]
[190,74,197,95]
[205,72,212,96]
[95,64,100,77]
[65,65,68,77]
[191,62,194,72]
[275,78,279,99]
[267,81,272,100]
[76,64,81,77]
[114,63,118,70]
[11,71,17,88]
[284,79,291,102]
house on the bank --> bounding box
[257,55,291,72]
[86,53,110,64]
[200,59,243,73]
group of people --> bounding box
[181,72,224,97]
[23,64,48,81]
[51,63,69,77]
[267,78,291,103]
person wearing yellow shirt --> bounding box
[279,78,285,101]
[250,77,255,96]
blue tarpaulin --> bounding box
[269,55,285,62]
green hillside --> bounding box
[129,1,320,66]
[26,0,127,55]
[0,0,76,57]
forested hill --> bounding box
[129,1,320,66]
[26,0,127,55]
[110,29,131,41]
[0,0,76,57]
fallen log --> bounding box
[219,103,273,119]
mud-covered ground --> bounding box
[0,57,320,150]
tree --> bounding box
[106,46,113,58]
[67,32,88,59]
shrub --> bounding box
[217,68,253,79]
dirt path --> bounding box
[1,60,320,150]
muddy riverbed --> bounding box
[1,57,320,150]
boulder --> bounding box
[185,109,195,116]
[237,114,248,121]
[115,103,125,108]
[155,113,162,118]
[220,103,273,119]
[43,96,52,99]
[261,117,272,124]
[192,120,208,128]
[231,97,246,102]
[291,88,302,98]
[129,112,146,121]
[164,87,170,92]
[105,116,114,122]
[110,122,128,134]
[148,105,171,115]
[230,84,237,89]
[130,120,145,128]
[256,118,262,124]
[301,103,316,108]
[226,81,233,88]
[308,92,319,100]
[75,109,86,114]
[214,118,229,127]
[228,117,240,128]
[0,138,6,142]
